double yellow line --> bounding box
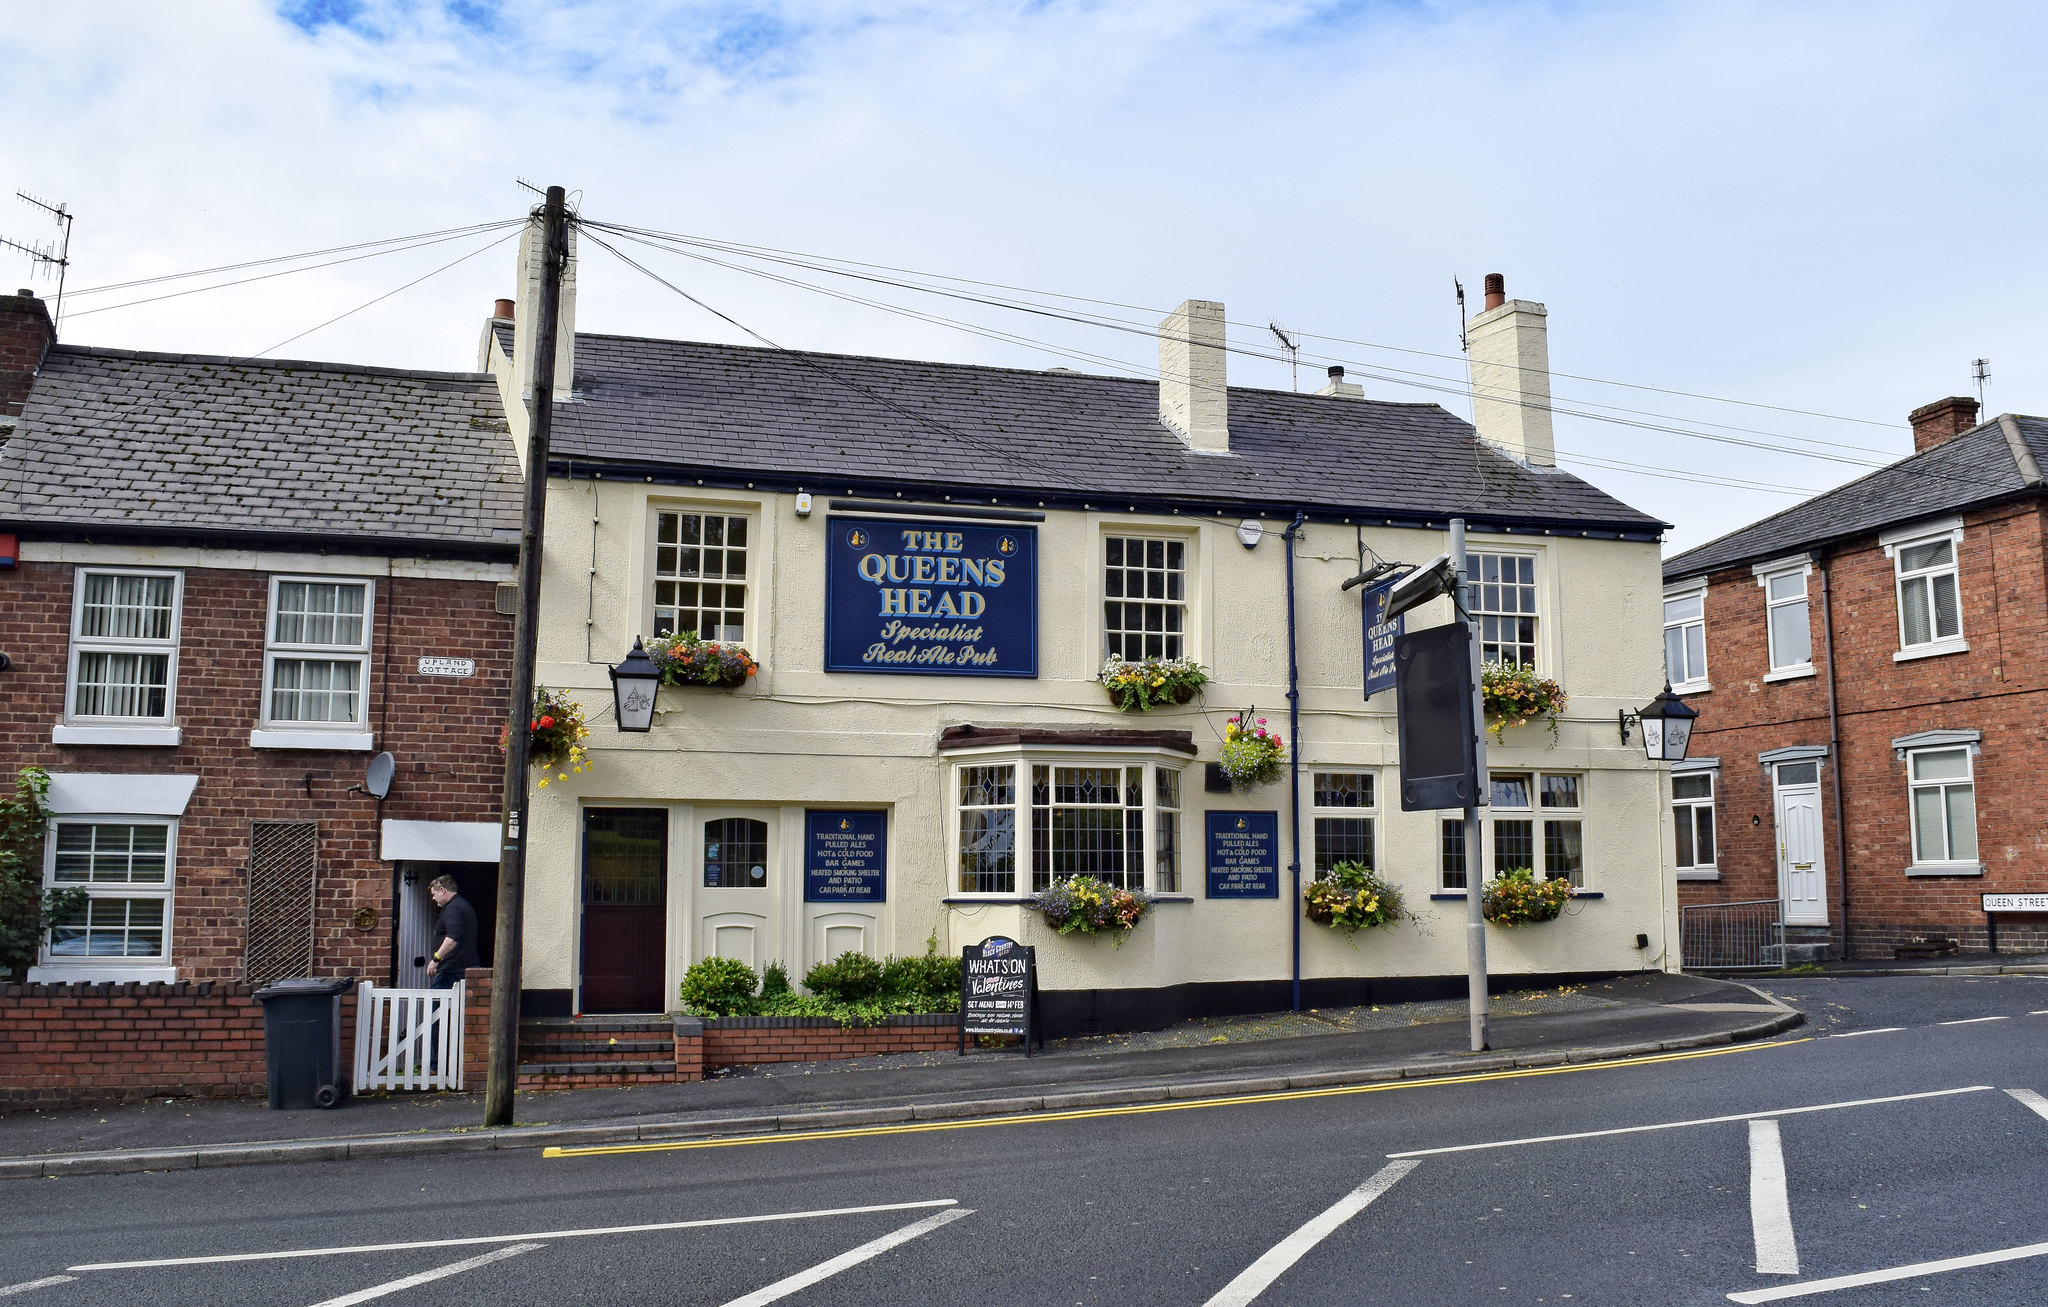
[544,1037,1804,1160]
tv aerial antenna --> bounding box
[1269,322,1299,392]
[1972,358,1991,414]
[0,192,73,331]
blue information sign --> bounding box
[1206,811,1280,898]
[1362,578,1403,700]
[825,517,1038,676]
[804,810,887,902]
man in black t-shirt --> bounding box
[426,875,479,990]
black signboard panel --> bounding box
[803,810,887,902]
[1206,811,1281,898]
[959,936,1039,1054]
[1395,622,1480,811]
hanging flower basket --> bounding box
[1480,867,1575,925]
[1303,861,1410,938]
[1218,708,1286,790]
[499,688,591,789]
[1100,656,1207,712]
[1481,661,1567,740]
[647,631,758,688]
[1032,875,1152,947]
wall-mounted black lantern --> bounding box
[608,637,662,733]
[1619,683,1699,763]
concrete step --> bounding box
[517,1060,674,1078]
[517,1037,671,1057]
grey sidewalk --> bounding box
[0,971,1799,1179]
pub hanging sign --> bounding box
[824,516,1038,677]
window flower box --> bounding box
[1032,875,1152,946]
[1303,860,1410,938]
[1100,656,1207,712]
[1481,661,1567,740]
[1480,866,1575,925]
[648,632,757,688]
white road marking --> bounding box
[2031,1010,2048,1016]
[2005,1087,2048,1123]
[1725,1237,2048,1303]
[1937,1016,2009,1026]
[1386,1086,1992,1158]
[68,1199,958,1270]
[304,1244,540,1307]
[1200,1160,1421,1307]
[0,1278,75,1298]
[717,1208,971,1307]
[1747,1120,1800,1276]
[1828,1027,1904,1038]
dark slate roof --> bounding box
[1664,415,2048,580]
[519,331,1664,534]
[0,345,523,553]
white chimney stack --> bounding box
[1159,299,1229,453]
[1465,272,1555,467]
[514,217,577,401]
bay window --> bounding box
[951,753,1185,896]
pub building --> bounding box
[485,241,1677,1034]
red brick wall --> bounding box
[701,1015,960,1067]
[0,980,266,1106]
[0,559,512,983]
[1677,501,2048,956]
[0,293,55,417]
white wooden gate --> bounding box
[354,982,465,1091]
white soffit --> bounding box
[46,773,199,816]
[382,819,501,863]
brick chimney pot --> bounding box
[1908,396,1981,453]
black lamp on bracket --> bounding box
[1619,683,1699,763]
[609,636,662,733]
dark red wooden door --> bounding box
[580,808,668,1013]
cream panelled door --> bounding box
[1773,763,1828,926]
[697,810,776,970]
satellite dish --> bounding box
[364,752,396,801]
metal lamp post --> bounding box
[609,637,662,733]
[1620,683,1700,763]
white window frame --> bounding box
[1882,519,1968,661]
[56,566,184,747]
[1902,742,1980,874]
[946,748,1188,898]
[252,575,376,750]
[1309,770,1377,876]
[1662,581,1709,694]
[651,507,753,643]
[30,816,179,983]
[1102,533,1191,663]
[1439,771,1586,891]
[1671,764,1719,880]
[1753,557,1815,680]
[1466,549,1541,669]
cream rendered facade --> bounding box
[511,474,1680,1020]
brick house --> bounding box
[1663,396,2048,961]
[0,290,521,990]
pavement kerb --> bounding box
[0,1012,1806,1181]
[1697,963,2048,979]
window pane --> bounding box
[1769,598,1810,667]
[1768,572,1805,603]
[1543,820,1583,884]
[654,513,747,643]
[274,581,366,647]
[1664,594,1702,623]
[1694,807,1716,864]
[1490,774,1532,809]
[80,573,175,640]
[1898,539,1952,571]
[1312,817,1374,873]
[1440,819,1467,889]
[73,651,170,718]
[1539,774,1580,809]
[1674,809,1696,866]
[703,817,768,889]
[1685,625,1706,680]
[1672,774,1712,801]
[1913,788,1946,861]
[1945,785,1977,862]
[1312,772,1372,809]
[1664,627,1687,684]
[1154,807,1179,894]
[270,658,361,723]
[1899,575,1932,646]
[1156,767,1180,811]
[1910,749,1968,781]
[1493,819,1535,876]
[1930,573,1959,640]
[958,809,1016,893]
[1776,761,1819,786]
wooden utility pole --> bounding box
[484,184,567,1128]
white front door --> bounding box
[1773,763,1828,925]
[696,810,777,971]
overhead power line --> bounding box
[251,228,519,359]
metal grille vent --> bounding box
[245,821,319,986]
[495,582,518,615]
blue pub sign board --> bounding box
[804,810,887,902]
[825,517,1038,676]
[1362,578,1402,699]
[1206,811,1280,898]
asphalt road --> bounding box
[6,975,2048,1307]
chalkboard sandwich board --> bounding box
[959,936,1041,1055]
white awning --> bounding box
[381,819,501,863]
[45,773,199,817]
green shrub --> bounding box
[805,950,886,1003]
[678,956,758,1017]
[881,951,961,1009]
[759,961,793,1000]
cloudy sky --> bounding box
[5,1,2042,551]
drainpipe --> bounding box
[1817,553,1851,959]
[1283,511,1307,1012]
